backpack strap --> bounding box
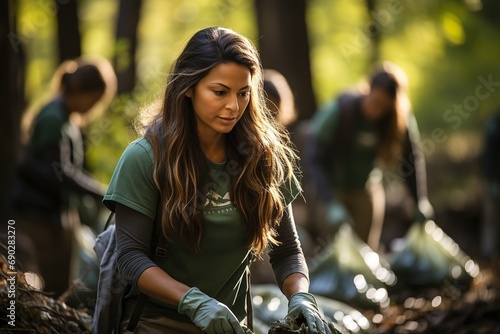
[245,257,254,331]
[104,210,115,230]
[126,202,167,332]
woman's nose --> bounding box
[226,94,239,112]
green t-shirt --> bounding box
[103,137,299,322]
[310,98,378,190]
[28,100,68,160]
[28,99,85,167]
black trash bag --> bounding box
[389,220,480,288]
[308,224,396,310]
[251,284,373,334]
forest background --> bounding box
[2,0,500,256]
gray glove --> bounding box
[178,287,245,333]
[286,292,336,334]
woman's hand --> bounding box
[178,287,246,334]
[286,292,337,334]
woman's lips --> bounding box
[218,116,237,124]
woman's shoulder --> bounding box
[36,99,68,124]
[310,98,344,138]
[313,90,362,122]
[121,137,154,164]
[337,90,363,106]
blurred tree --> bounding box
[114,0,142,94]
[364,0,380,67]
[56,0,81,63]
[1,0,25,224]
[255,0,316,120]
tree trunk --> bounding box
[114,0,142,94]
[55,0,81,63]
[365,0,380,68]
[255,0,316,121]
[0,0,25,224]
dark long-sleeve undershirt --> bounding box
[114,202,309,290]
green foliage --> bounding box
[16,0,500,186]
[83,0,259,183]
[306,1,500,209]
[307,0,500,132]
[85,93,140,183]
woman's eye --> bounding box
[239,91,251,97]
[213,90,226,96]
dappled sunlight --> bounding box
[5,1,500,333]
[441,13,466,45]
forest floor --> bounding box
[1,198,498,333]
[369,198,500,334]
[369,259,500,333]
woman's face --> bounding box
[187,62,252,140]
[362,87,395,122]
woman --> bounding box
[12,57,116,295]
[104,27,335,333]
[308,62,433,251]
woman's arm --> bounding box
[400,114,434,219]
[115,202,246,333]
[271,206,337,333]
[58,134,107,200]
[268,204,309,293]
[400,114,427,202]
[115,202,190,306]
[137,267,190,306]
[281,272,310,299]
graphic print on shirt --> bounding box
[205,189,231,208]
[204,167,237,215]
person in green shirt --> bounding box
[104,27,337,334]
[307,62,434,251]
[12,57,116,295]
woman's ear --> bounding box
[185,88,193,98]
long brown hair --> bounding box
[141,27,300,255]
[371,62,410,166]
